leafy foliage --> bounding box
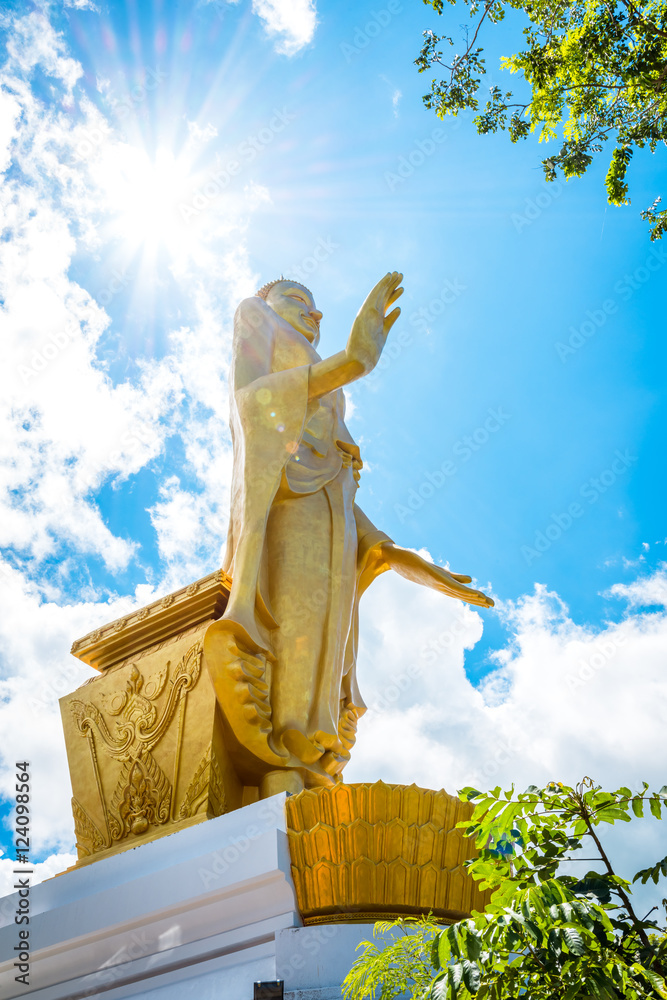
[341,916,439,1000]
[416,0,667,237]
[342,778,667,999]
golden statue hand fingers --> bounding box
[367,272,393,303]
[450,573,473,583]
[380,273,403,308]
[383,306,401,335]
[368,272,402,310]
[435,578,494,608]
[463,589,495,608]
[386,286,404,309]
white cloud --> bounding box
[0,86,20,173]
[607,563,667,609]
[0,17,184,574]
[251,0,317,56]
[0,852,77,905]
[148,470,229,589]
[63,0,99,10]
[6,12,82,96]
[187,120,219,143]
[349,567,667,795]
[380,75,402,118]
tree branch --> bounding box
[617,0,667,39]
[575,792,652,951]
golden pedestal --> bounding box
[61,570,251,866]
[286,781,490,924]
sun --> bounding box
[94,144,198,261]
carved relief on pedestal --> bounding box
[66,641,207,857]
[178,743,226,819]
[108,754,171,839]
[71,797,105,858]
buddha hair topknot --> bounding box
[256,276,314,301]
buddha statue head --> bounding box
[257,278,322,346]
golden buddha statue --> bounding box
[204,272,493,796]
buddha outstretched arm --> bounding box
[379,541,494,609]
[354,506,494,609]
[308,272,403,401]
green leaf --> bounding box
[573,874,612,904]
[462,960,481,993]
[465,925,483,960]
[459,786,483,801]
[433,930,445,970]
[522,918,541,942]
[642,967,667,999]
[562,926,585,956]
[633,855,667,885]
[594,806,631,824]
[547,927,562,957]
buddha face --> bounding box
[265,280,323,346]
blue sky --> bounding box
[0,0,665,892]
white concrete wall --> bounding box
[0,794,300,1000]
[0,795,377,999]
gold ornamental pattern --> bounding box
[179,743,226,819]
[70,643,202,760]
[108,754,171,838]
[286,781,491,925]
[68,641,203,852]
[72,797,105,858]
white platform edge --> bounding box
[0,794,302,999]
[0,795,381,1000]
